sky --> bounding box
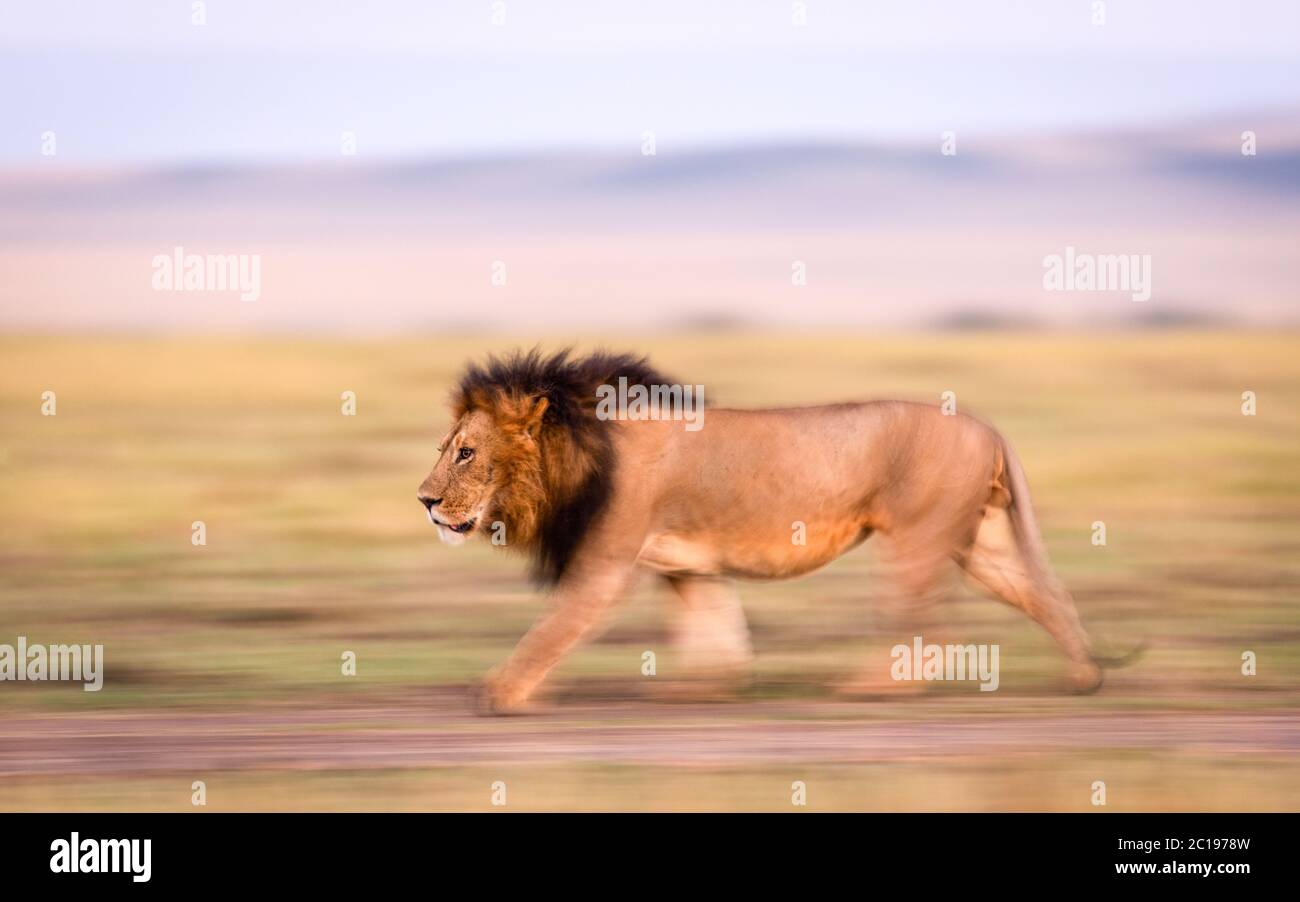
[2,0,1298,165]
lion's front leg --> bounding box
[648,576,754,703]
[666,576,754,675]
[476,565,631,715]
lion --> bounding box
[418,348,1136,714]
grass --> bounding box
[7,755,1299,812]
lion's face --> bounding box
[417,409,501,546]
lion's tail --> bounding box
[998,436,1055,591]
[999,436,1146,672]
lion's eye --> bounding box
[457,447,474,463]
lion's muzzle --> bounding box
[418,494,481,546]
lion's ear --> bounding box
[523,396,549,437]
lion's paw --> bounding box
[1065,661,1104,695]
[469,675,534,716]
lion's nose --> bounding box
[418,495,442,511]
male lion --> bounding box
[418,349,1130,714]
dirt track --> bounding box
[3,694,1296,777]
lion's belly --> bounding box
[637,521,871,580]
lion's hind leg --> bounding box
[837,527,954,699]
[958,504,1101,692]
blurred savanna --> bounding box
[1,331,1297,810]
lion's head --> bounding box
[417,406,522,547]
[417,348,672,584]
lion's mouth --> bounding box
[430,513,477,534]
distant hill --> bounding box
[1,112,1296,332]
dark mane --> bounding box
[454,348,675,586]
